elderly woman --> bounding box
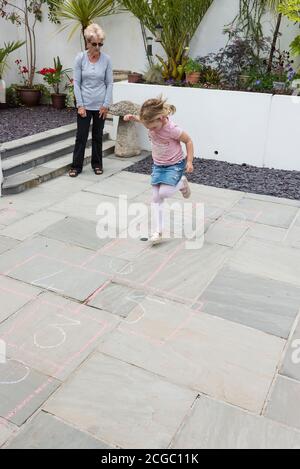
[69,24,113,177]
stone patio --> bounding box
[0,154,300,449]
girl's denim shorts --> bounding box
[151,159,186,186]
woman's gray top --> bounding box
[74,51,113,111]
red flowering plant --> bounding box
[15,59,30,87]
[38,57,71,95]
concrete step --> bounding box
[1,123,78,160]
[2,131,110,177]
[1,120,114,160]
[2,140,115,195]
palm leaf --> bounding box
[0,40,25,79]
[121,0,213,80]
[50,0,121,39]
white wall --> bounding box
[114,82,300,171]
[0,0,299,85]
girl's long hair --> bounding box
[139,96,176,124]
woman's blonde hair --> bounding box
[139,96,176,124]
[84,23,106,43]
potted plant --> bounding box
[38,57,71,109]
[184,58,202,84]
[128,72,143,83]
[0,1,54,106]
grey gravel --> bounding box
[0,106,77,144]
[124,155,300,201]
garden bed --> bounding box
[0,106,77,144]
[125,155,300,201]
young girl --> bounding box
[124,97,194,245]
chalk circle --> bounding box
[0,359,30,385]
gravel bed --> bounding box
[0,106,77,144]
[125,155,300,200]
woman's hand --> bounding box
[99,107,109,119]
[78,107,87,118]
[186,162,194,174]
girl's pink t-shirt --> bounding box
[149,119,184,166]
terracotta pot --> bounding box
[18,88,41,107]
[186,72,201,85]
[128,73,143,84]
[51,93,67,110]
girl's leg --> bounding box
[158,179,184,201]
[151,185,164,234]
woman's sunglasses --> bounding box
[90,42,104,47]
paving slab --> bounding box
[0,236,99,276]
[228,237,300,287]
[4,252,110,301]
[5,411,112,449]
[205,216,249,247]
[0,276,41,324]
[200,267,300,338]
[99,298,284,413]
[84,175,148,200]
[0,211,66,241]
[245,192,300,208]
[0,236,20,255]
[0,208,31,227]
[280,318,300,382]
[227,197,298,228]
[40,216,111,251]
[0,291,119,380]
[265,375,300,431]
[88,283,147,318]
[247,223,287,243]
[44,353,197,449]
[172,395,300,449]
[50,191,122,223]
[0,418,17,447]
[0,361,60,426]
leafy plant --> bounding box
[290,35,300,55]
[121,0,213,81]
[184,58,202,74]
[197,29,271,87]
[0,41,25,79]
[200,66,221,85]
[0,1,56,88]
[143,63,164,84]
[49,0,120,44]
[278,0,300,21]
[6,84,21,107]
[38,57,72,94]
[278,0,300,60]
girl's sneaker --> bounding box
[149,232,163,245]
[180,176,191,199]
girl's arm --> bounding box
[180,132,194,173]
[124,114,141,123]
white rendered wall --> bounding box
[114,81,300,171]
[113,82,272,167]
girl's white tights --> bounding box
[151,179,184,234]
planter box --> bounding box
[113,82,300,171]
